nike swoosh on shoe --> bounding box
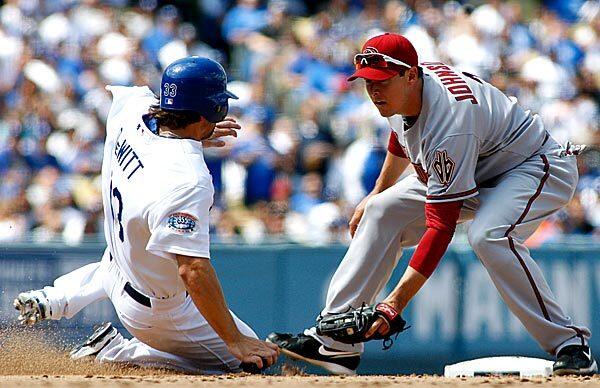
[318,345,360,357]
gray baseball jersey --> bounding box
[388,61,549,203]
[308,62,591,356]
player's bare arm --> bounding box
[349,153,409,237]
[176,254,279,369]
[365,267,426,338]
[372,152,410,195]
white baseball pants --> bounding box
[42,250,256,373]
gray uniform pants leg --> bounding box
[468,153,590,354]
[309,153,589,355]
[307,175,462,352]
[323,175,429,315]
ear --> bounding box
[407,66,419,82]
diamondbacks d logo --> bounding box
[433,150,455,186]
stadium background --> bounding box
[0,0,598,375]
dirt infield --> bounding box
[2,326,599,387]
[1,374,600,387]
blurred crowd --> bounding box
[0,0,598,245]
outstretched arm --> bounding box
[366,200,463,338]
[176,254,279,369]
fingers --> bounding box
[266,341,280,353]
[378,319,390,336]
[207,128,237,142]
[235,337,279,371]
[201,139,226,148]
[348,207,364,238]
[249,349,278,369]
[348,213,361,238]
[262,343,279,366]
[215,118,241,130]
[365,318,382,339]
[349,223,357,238]
[219,116,238,124]
[365,317,390,338]
[211,128,238,138]
[248,355,263,369]
[266,351,277,367]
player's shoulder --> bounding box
[106,85,154,100]
[146,165,213,216]
[149,141,213,191]
[106,85,156,121]
[420,62,486,105]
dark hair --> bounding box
[396,65,423,78]
[147,103,202,130]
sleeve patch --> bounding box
[432,150,455,186]
[167,212,198,234]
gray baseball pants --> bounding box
[308,147,591,355]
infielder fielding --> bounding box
[14,56,279,373]
[268,33,596,376]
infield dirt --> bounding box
[2,326,599,387]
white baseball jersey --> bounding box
[388,61,549,203]
[102,86,214,298]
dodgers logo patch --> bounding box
[167,212,197,234]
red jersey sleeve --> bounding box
[408,201,462,278]
[387,131,408,158]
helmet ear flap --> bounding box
[196,95,229,123]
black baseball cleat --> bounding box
[70,322,118,360]
[267,332,360,375]
[553,345,598,376]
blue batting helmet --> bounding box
[160,56,238,123]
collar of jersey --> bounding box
[140,114,204,154]
[402,74,436,134]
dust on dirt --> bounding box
[1,375,600,387]
[1,325,600,387]
[0,324,171,376]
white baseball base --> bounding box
[444,356,554,378]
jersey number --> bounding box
[109,180,124,242]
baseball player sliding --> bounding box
[13,56,279,373]
[268,33,596,376]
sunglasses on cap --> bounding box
[353,53,412,70]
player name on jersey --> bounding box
[114,132,144,179]
[421,62,479,105]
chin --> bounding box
[376,107,394,117]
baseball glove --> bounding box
[316,303,409,350]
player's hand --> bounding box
[365,316,390,339]
[227,335,280,370]
[349,194,373,238]
[202,117,241,148]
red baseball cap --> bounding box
[348,33,418,82]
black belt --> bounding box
[124,282,151,308]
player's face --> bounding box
[197,119,217,140]
[365,69,417,117]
